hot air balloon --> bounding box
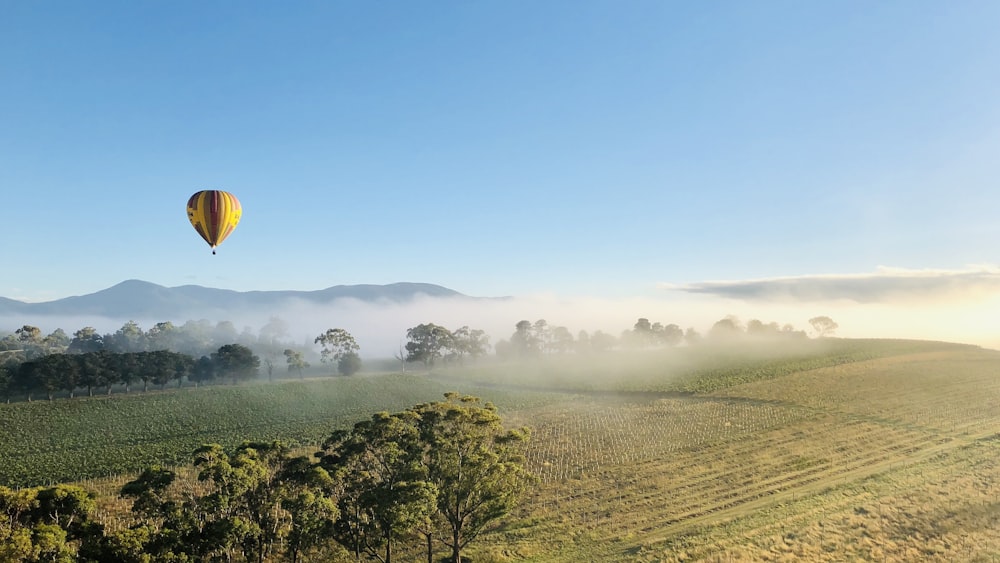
[186,190,242,254]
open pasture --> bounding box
[476,342,1000,561]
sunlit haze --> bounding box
[2,2,999,349]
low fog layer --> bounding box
[1,287,997,357]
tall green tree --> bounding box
[145,321,179,351]
[321,411,437,563]
[190,355,216,387]
[52,354,80,398]
[119,465,177,527]
[411,394,535,563]
[278,459,338,563]
[257,318,292,382]
[0,484,97,562]
[404,324,454,368]
[146,350,193,389]
[314,329,362,376]
[14,325,45,360]
[510,321,540,358]
[106,321,147,354]
[450,326,491,364]
[19,356,64,401]
[211,344,260,384]
[67,327,105,354]
[258,316,290,348]
[41,329,70,355]
[532,320,550,354]
[0,362,11,403]
[284,349,310,379]
[549,326,574,354]
[212,321,239,348]
[193,441,296,563]
[177,319,214,357]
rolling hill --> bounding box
[0,279,471,319]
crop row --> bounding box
[521,397,809,482]
[645,440,1000,562]
[710,348,1000,433]
[0,374,561,487]
[509,393,968,561]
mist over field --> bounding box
[2,283,997,358]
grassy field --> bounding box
[0,374,559,487]
[471,342,1000,562]
[5,338,1000,561]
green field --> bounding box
[4,338,1000,561]
[0,374,559,487]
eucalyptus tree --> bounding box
[320,411,437,563]
[404,324,453,368]
[106,321,147,353]
[510,320,540,358]
[278,457,338,563]
[41,329,70,355]
[658,323,684,346]
[193,441,297,563]
[211,343,260,384]
[145,321,180,351]
[190,355,216,387]
[211,321,239,348]
[258,317,292,381]
[284,349,309,379]
[146,350,193,389]
[178,319,214,356]
[809,315,839,337]
[314,328,362,376]
[0,484,96,562]
[450,326,491,364]
[532,320,550,354]
[410,394,535,563]
[16,357,58,400]
[549,326,574,354]
[52,354,80,398]
[0,362,11,402]
[14,325,45,360]
[67,327,105,354]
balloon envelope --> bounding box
[187,190,242,253]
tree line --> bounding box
[0,319,296,361]
[490,314,835,360]
[0,314,838,402]
[0,394,532,563]
[6,345,264,401]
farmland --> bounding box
[479,342,1000,561]
[0,374,559,487]
[3,338,1000,561]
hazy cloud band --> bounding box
[664,266,1000,303]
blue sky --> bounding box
[3,1,1000,322]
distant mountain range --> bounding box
[0,280,471,320]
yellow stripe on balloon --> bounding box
[187,190,242,253]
